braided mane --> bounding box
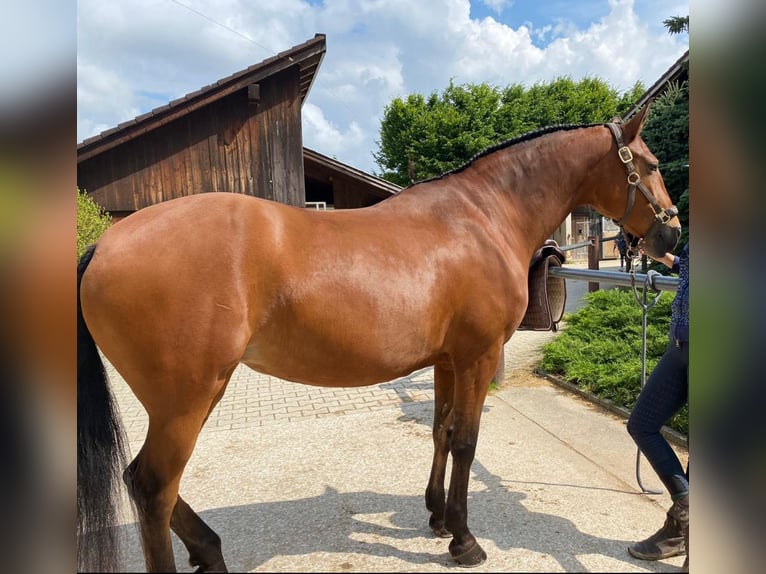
[413,123,603,186]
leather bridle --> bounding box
[606,122,678,228]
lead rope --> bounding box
[628,259,664,494]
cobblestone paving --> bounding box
[109,362,437,433]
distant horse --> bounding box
[77,106,680,572]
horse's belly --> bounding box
[240,328,436,388]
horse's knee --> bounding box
[450,441,477,463]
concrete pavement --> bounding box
[108,259,688,572]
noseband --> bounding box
[606,122,678,228]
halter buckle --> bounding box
[618,146,633,163]
[656,206,678,225]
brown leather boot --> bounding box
[628,496,688,560]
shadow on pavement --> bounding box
[112,464,652,573]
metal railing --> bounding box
[548,266,679,292]
[558,239,593,252]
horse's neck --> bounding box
[442,129,602,252]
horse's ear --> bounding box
[623,104,652,142]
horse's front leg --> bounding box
[443,342,502,566]
[425,364,455,537]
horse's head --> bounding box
[597,106,681,258]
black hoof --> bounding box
[451,543,487,567]
[429,516,451,538]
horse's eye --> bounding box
[649,163,659,172]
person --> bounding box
[615,232,630,272]
[626,242,689,571]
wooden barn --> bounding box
[77,34,400,220]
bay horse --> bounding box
[77,106,680,572]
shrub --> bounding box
[77,188,111,259]
[540,288,688,435]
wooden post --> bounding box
[588,235,600,292]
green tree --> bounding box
[641,13,690,252]
[663,16,689,35]
[641,81,689,246]
[374,77,643,185]
[77,188,111,259]
[616,82,647,118]
[374,81,503,185]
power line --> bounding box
[164,0,372,168]
[166,0,282,59]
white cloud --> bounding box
[451,19,545,84]
[77,0,688,173]
[76,60,142,137]
[302,103,366,157]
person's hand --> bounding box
[640,247,674,269]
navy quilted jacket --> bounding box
[669,242,689,344]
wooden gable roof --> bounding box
[77,34,326,162]
[625,49,689,120]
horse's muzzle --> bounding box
[641,219,681,259]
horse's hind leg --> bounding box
[124,406,215,572]
[169,382,232,573]
[425,364,455,537]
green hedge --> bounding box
[77,188,111,259]
[540,288,688,435]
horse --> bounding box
[77,106,680,572]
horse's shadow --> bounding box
[112,398,677,573]
[114,459,673,572]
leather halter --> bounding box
[606,122,678,228]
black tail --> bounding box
[77,245,130,572]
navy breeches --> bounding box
[627,339,689,496]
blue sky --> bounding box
[471,0,602,36]
[77,0,689,174]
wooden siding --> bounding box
[302,148,400,209]
[332,178,387,209]
[78,66,305,210]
